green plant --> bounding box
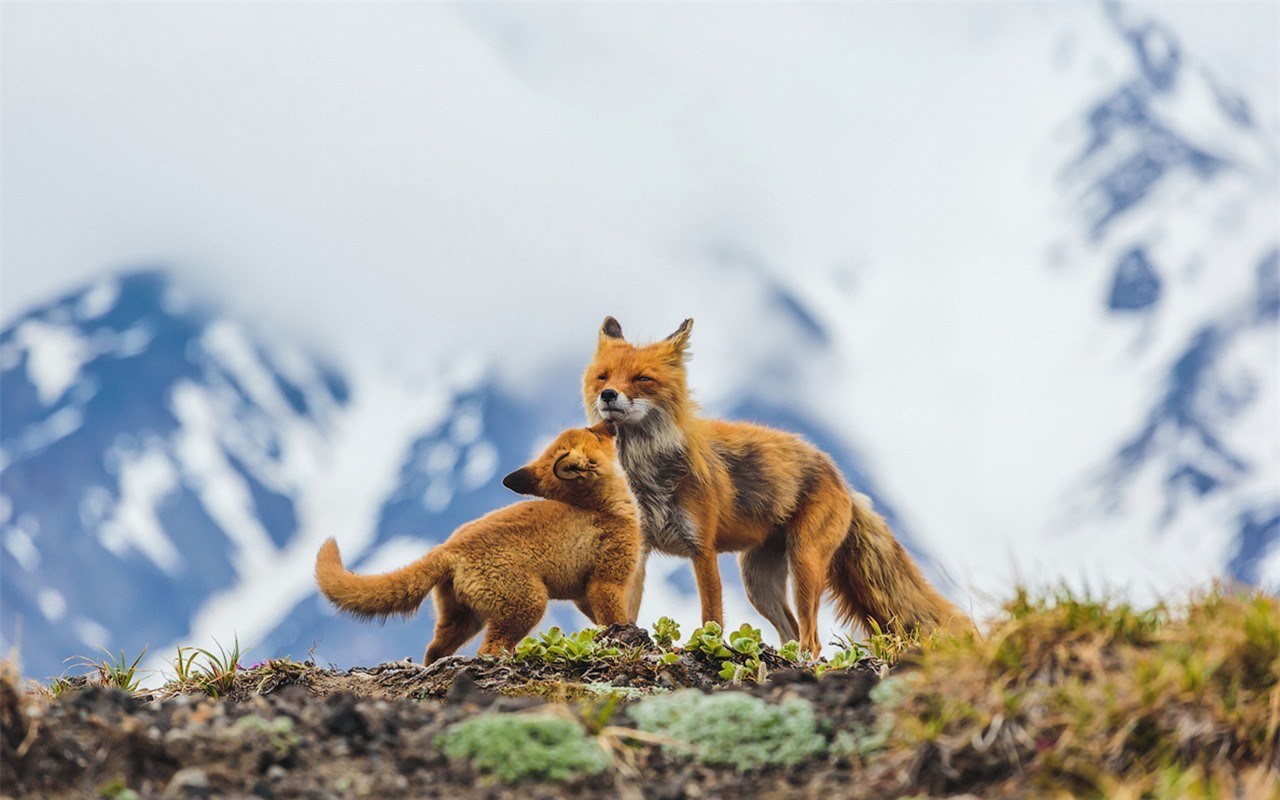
[67,645,149,693]
[629,690,827,770]
[438,712,611,784]
[171,636,246,698]
[863,618,920,664]
[685,622,769,683]
[685,621,732,658]
[777,640,806,663]
[98,778,139,800]
[513,627,622,664]
[814,643,865,677]
[652,617,681,648]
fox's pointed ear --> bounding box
[502,467,537,497]
[599,316,624,345]
[663,318,693,354]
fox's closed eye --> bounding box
[634,375,654,382]
[596,373,608,381]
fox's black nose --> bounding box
[600,389,619,403]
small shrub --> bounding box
[629,690,827,770]
[685,621,732,658]
[687,622,768,683]
[438,712,611,783]
[652,617,681,648]
[777,640,805,663]
[513,627,622,665]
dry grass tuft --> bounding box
[875,586,1280,796]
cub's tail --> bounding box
[315,538,452,619]
[828,493,971,637]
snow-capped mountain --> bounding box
[1039,4,1279,593]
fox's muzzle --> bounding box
[597,390,651,424]
[597,390,628,421]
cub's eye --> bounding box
[596,373,608,381]
[634,375,654,383]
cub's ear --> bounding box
[599,316,624,343]
[587,421,615,439]
[502,467,538,496]
[553,452,593,481]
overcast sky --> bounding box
[3,2,1276,378]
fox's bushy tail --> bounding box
[315,538,452,619]
[828,494,970,637]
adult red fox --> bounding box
[583,317,966,654]
[315,424,639,663]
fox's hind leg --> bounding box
[585,579,629,626]
[477,581,548,657]
[424,579,484,664]
[740,532,799,644]
[625,547,650,623]
[787,478,854,656]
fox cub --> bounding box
[315,423,639,663]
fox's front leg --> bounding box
[690,549,724,627]
[626,547,650,623]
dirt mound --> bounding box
[2,654,885,800]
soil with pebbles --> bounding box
[1,625,978,800]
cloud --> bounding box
[2,2,1274,389]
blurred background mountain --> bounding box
[2,2,1276,679]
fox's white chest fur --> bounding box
[616,418,700,557]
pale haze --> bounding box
[3,0,1277,654]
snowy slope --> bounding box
[0,272,451,677]
[818,3,1279,601]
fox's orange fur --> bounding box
[584,317,967,654]
[315,424,640,663]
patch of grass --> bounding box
[246,657,309,695]
[45,675,79,698]
[870,586,1280,795]
[628,690,827,770]
[170,636,247,698]
[66,646,148,693]
[438,711,612,784]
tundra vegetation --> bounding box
[1,585,1276,799]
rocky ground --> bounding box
[4,590,1277,800]
[2,626,912,800]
